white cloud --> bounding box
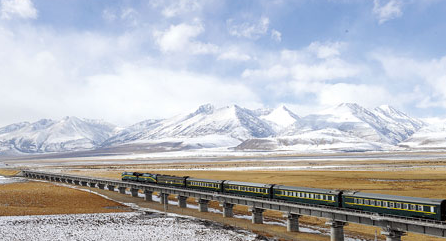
[271,29,281,42]
[374,53,446,108]
[120,8,139,26]
[373,0,403,24]
[102,9,116,22]
[159,0,202,18]
[218,50,251,61]
[0,21,259,126]
[318,83,393,108]
[242,42,358,82]
[227,17,269,39]
[0,0,37,20]
[154,22,219,54]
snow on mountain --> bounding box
[286,103,423,145]
[0,117,117,154]
[399,118,446,149]
[258,105,300,132]
[0,103,436,155]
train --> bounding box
[121,171,446,221]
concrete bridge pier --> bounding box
[89,182,96,188]
[80,181,88,186]
[326,220,348,241]
[178,196,187,208]
[221,202,234,218]
[73,180,80,185]
[284,213,301,232]
[144,190,153,201]
[250,207,265,224]
[97,183,105,190]
[160,193,169,204]
[107,185,115,191]
[118,187,127,194]
[130,188,139,197]
[381,228,407,241]
[198,199,209,212]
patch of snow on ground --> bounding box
[0,175,26,184]
[0,212,264,241]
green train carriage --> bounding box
[273,185,342,207]
[342,191,446,221]
[186,177,224,192]
[223,180,273,199]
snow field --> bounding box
[0,212,261,241]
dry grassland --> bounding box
[0,168,20,176]
[0,181,129,216]
[63,164,446,241]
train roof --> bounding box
[343,191,446,205]
[186,177,224,183]
[223,180,274,188]
[274,185,342,194]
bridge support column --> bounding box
[89,182,96,188]
[73,180,80,185]
[60,178,66,183]
[97,184,105,190]
[381,228,406,241]
[45,176,50,181]
[80,181,88,186]
[198,199,209,212]
[118,187,126,194]
[144,190,153,201]
[107,185,115,191]
[326,220,348,241]
[221,202,234,218]
[66,179,73,184]
[178,196,187,208]
[160,193,169,205]
[250,207,265,224]
[130,188,139,197]
[285,213,300,232]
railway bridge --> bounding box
[22,170,446,241]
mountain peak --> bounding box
[193,104,215,115]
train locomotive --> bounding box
[121,172,446,221]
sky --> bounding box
[0,0,446,127]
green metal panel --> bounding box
[223,183,270,198]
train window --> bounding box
[418,205,423,211]
[364,199,370,205]
[396,203,401,209]
[354,198,358,204]
[410,204,416,210]
[310,194,314,199]
[430,206,435,213]
[370,200,376,206]
[403,203,408,210]
[383,201,388,207]
[377,201,381,207]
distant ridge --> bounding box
[0,103,440,156]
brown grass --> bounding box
[64,166,446,241]
[0,181,129,216]
[0,168,21,176]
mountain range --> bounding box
[1,103,445,156]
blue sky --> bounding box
[0,0,446,126]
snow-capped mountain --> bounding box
[282,103,424,145]
[258,105,300,133]
[399,118,446,149]
[104,104,274,149]
[0,103,438,155]
[0,117,117,154]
